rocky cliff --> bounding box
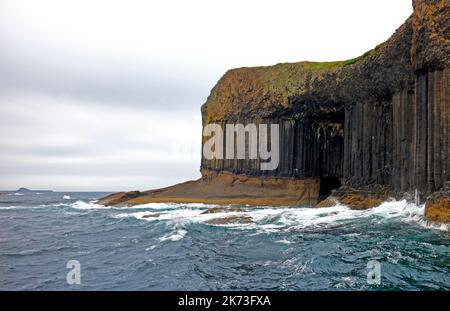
[202,0,449,193]
[99,0,450,222]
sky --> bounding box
[0,0,413,191]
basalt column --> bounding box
[201,115,344,181]
[343,101,393,187]
[414,68,450,193]
[392,88,416,192]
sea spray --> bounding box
[1,192,449,290]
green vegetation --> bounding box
[342,48,376,66]
[202,43,384,121]
[299,46,379,71]
[302,61,347,71]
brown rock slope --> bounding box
[98,171,319,207]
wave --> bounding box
[112,202,219,210]
[0,200,217,214]
[0,206,21,210]
[70,200,111,210]
[0,203,69,210]
[4,197,446,232]
[159,228,187,242]
[74,201,219,211]
[113,199,449,232]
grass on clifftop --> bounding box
[202,46,380,122]
[303,47,377,70]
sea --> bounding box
[0,191,449,290]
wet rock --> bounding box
[425,191,450,223]
[335,193,386,210]
[316,197,337,208]
[97,191,141,206]
[205,215,253,225]
[142,213,166,219]
[331,187,389,210]
[201,207,243,214]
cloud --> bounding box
[0,0,413,191]
[0,42,213,111]
[0,94,202,191]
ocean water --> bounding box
[0,192,449,291]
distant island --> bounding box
[15,188,53,193]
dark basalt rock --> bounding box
[142,213,166,219]
[205,215,253,225]
[201,0,450,201]
[201,207,244,214]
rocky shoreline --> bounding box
[99,0,449,224]
[98,170,320,207]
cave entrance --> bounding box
[319,176,341,200]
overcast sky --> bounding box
[0,0,413,191]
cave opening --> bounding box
[319,176,341,200]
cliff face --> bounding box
[99,0,449,222]
[201,0,450,196]
[411,0,450,71]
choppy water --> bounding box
[0,192,449,290]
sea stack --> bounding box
[99,0,449,223]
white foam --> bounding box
[112,199,449,232]
[39,203,68,208]
[359,200,448,231]
[88,201,219,211]
[63,195,71,200]
[0,203,67,210]
[159,229,187,242]
[70,200,111,210]
[116,209,200,221]
[122,202,219,210]
[0,206,20,210]
[275,239,295,244]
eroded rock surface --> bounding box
[201,207,243,214]
[98,171,320,207]
[205,215,253,225]
[425,182,450,223]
